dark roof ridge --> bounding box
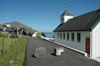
[74,9,100,19]
[54,8,100,32]
[64,8,100,23]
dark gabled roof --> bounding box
[0,22,34,32]
[61,11,73,17]
[54,9,100,32]
[6,27,17,32]
[7,22,34,32]
[6,27,12,31]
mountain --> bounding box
[0,24,3,26]
[6,21,34,32]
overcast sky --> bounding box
[0,0,100,32]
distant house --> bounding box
[2,24,19,34]
[5,27,18,34]
[4,24,11,27]
[0,26,4,33]
[0,22,33,35]
[54,9,100,58]
[0,24,6,33]
[32,30,41,37]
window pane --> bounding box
[67,33,69,40]
[63,33,65,40]
[58,33,59,38]
[77,33,81,42]
[71,33,74,41]
[60,33,62,39]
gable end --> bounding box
[91,18,100,30]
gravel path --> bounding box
[23,36,97,66]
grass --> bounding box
[0,37,18,55]
[0,36,28,66]
[96,62,100,66]
[36,36,41,39]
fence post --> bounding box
[1,37,4,55]
[11,38,13,47]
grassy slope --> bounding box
[0,36,28,66]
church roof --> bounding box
[61,11,73,17]
[54,9,100,32]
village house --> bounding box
[32,30,41,37]
[0,23,26,35]
[0,24,4,32]
[54,8,100,59]
[0,26,4,33]
[2,24,19,34]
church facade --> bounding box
[54,9,100,58]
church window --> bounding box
[63,33,65,40]
[77,33,81,42]
[71,33,74,41]
[67,33,69,40]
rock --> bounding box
[34,47,46,58]
[55,47,64,56]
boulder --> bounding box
[34,47,46,58]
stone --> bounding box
[55,47,64,56]
[34,47,46,58]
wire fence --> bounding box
[0,37,18,55]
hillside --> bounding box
[6,21,34,32]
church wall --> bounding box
[91,20,100,58]
[54,31,90,53]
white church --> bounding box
[54,8,100,59]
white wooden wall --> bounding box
[54,32,90,54]
[91,22,100,58]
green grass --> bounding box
[0,37,18,55]
[36,36,41,39]
[0,36,28,66]
[96,62,100,66]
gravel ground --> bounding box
[23,36,97,66]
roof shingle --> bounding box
[54,9,100,32]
